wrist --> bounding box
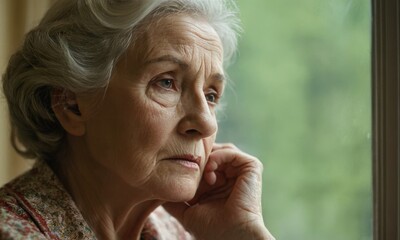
[252,223,275,240]
[245,223,275,240]
[222,221,275,240]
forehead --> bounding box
[132,14,223,63]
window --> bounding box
[217,0,375,239]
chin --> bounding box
[158,178,199,202]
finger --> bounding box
[208,149,264,185]
[212,143,239,151]
[192,171,230,204]
[204,158,218,171]
[203,160,217,185]
[203,171,217,185]
[196,179,235,203]
[209,148,261,170]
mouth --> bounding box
[163,154,201,169]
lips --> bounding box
[164,154,201,168]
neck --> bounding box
[53,144,163,240]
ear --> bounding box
[51,88,86,136]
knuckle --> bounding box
[225,143,238,149]
[254,158,264,171]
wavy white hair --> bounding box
[2,0,241,161]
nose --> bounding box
[178,92,217,139]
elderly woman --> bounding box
[0,0,274,239]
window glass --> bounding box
[217,0,372,239]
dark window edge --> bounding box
[372,0,400,239]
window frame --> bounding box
[372,0,400,239]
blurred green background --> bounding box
[216,0,372,239]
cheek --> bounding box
[117,102,168,157]
[201,117,217,158]
[84,92,166,164]
[202,133,217,159]
[94,106,175,185]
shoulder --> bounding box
[0,160,97,240]
[0,187,46,240]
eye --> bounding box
[205,92,220,104]
[157,79,173,89]
[155,78,175,90]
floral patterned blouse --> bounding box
[0,160,193,240]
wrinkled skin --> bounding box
[53,14,274,240]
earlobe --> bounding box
[51,88,86,136]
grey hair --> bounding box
[2,0,241,161]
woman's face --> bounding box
[77,14,224,202]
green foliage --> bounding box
[217,0,372,239]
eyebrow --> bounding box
[145,55,189,69]
[145,54,225,82]
[211,73,225,82]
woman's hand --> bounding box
[163,143,275,240]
